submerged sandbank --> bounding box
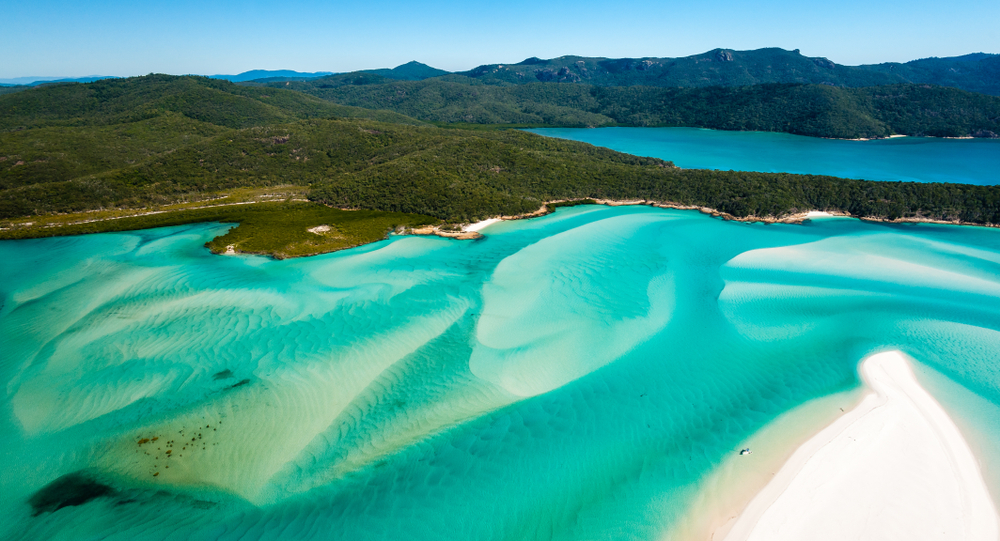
[723,351,1000,541]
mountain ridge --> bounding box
[234,48,1000,95]
[449,48,1000,95]
[5,48,999,92]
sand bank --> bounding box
[723,351,999,541]
[463,218,502,232]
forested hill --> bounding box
[280,48,999,96]
[259,76,1000,139]
[857,53,1000,97]
[0,74,423,131]
[362,61,450,81]
[457,48,1000,96]
[3,75,1000,254]
[3,75,1000,228]
[5,113,1000,228]
[457,49,892,87]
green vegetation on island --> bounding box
[450,48,1000,96]
[2,74,999,258]
[266,77,1000,139]
[0,201,434,259]
[0,73,423,131]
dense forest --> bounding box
[0,74,422,131]
[3,76,999,222]
[2,74,999,255]
[262,77,1000,139]
[449,48,1000,95]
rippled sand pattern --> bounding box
[2,207,1000,540]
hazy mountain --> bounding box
[0,71,334,86]
[0,76,117,86]
[208,70,334,82]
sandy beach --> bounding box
[463,218,502,232]
[723,351,999,541]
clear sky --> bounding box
[3,0,998,78]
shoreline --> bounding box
[3,197,997,259]
[719,351,1000,541]
[833,133,910,142]
[450,198,1000,232]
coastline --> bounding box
[450,198,999,232]
[719,351,1000,541]
[4,197,996,262]
[834,134,910,142]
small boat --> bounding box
[739,447,752,455]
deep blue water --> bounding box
[527,127,1000,185]
[2,207,999,540]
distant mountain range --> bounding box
[0,76,117,86]
[4,48,999,95]
[251,49,1000,96]
[0,70,337,87]
[450,48,1000,96]
[206,70,334,82]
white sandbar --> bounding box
[724,351,1000,541]
[463,218,502,232]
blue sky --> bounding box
[3,0,998,78]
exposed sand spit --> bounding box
[723,351,1000,541]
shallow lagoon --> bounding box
[527,127,1000,185]
[2,206,1000,540]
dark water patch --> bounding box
[28,472,114,516]
[226,378,251,390]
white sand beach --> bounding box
[463,218,502,232]
[724,351,1000,541]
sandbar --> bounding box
[723,351,999,541]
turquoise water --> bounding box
[2,207,1000,540]
[527,127,1000,185]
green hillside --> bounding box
[261,77,1000,139]
[458,49,900,88]
[0,74,423,130]
[858,53,1000,97]
[277,48,999,96]
[4,114,999,227]
[455,48,1000,96]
